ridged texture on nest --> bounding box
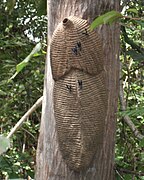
[50,16,108,171]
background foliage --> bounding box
[116,1,144,179]
[0,0,46,179]
[0,0,143,179]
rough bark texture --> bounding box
[36,0,120,180]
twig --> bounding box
[116,167,144,176]
[115,169,125,180]
[119,63,144,140]
[119,63,144,81]
[123,16,144,21]
[7,96,43,139]
[21,127,36,140]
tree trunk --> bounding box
[36,0,120,179]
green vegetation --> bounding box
[0,0,46,178]
[0,0,143,179]
[118,2,143,179]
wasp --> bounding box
[71,47,78,55]
[66,84,72,92]
[77,42,82,51]
[72,41,82,55]
[78,80,83,90]
[82,28,89,36]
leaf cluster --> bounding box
[0,0,46,179]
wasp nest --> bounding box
[50,16,108,171]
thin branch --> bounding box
[119,64,144,81]
[7,96,43,139]
[21,127,36,140]
[116,167,144,176]
[121,26,144,54]
[123,16,144,21]
[119,63,144,140]
[115,170,125,180]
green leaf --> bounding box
[127,8,139,14]
[9,43,42,81]
[139,138,144,148]
[8,172,19,179]
[90,10,123,30]
[0,89,7,96]
[124,175,132,180]
[33,52,42,57]
[135,20,144,27]
[103,11,123,24]
[90,15,105,30]
[6,0,16,15]
[30,42,42,55]
[126,50,144,61]
[16,42,42,73]
[0,135,10,154]
[119,106,144,117]
[16,60,29,73]
[37,0,47,16]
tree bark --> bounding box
[36,0,120,179]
